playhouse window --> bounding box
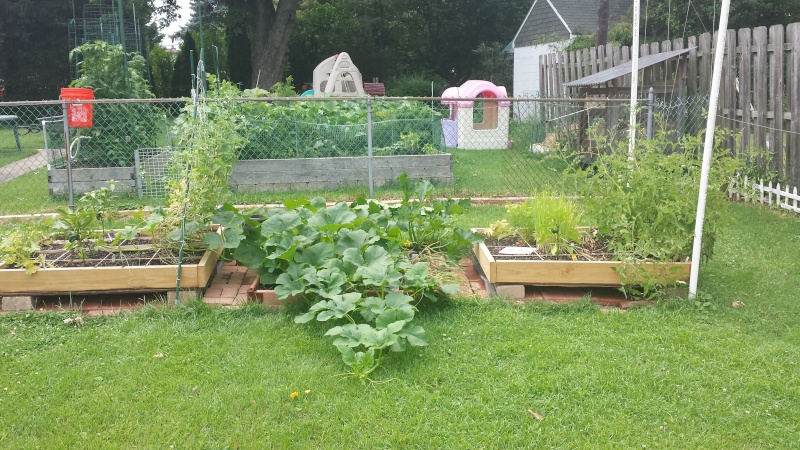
[473,93,499,130]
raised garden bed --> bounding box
[229,154,453,192]
[48,166,137,196]
[0,234,220,297]
[47,154,454,197]
[473,231,691,287]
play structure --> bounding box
[441,80,511,149]
[311,52,366,97]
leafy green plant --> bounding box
[52,206,100,260]
[506,193,584,255]
[208,174,482,380]
[0,223,48,274]
[67,41,161,168]
[577,127,740,263]
[78,181,117,236]
[571,127,740,299]
[70,41,153,99]
[386,72,448,97]
[157,80,245,244]
[393,172,481,258]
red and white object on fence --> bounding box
[728,176,800,214]
[60,88,94,128]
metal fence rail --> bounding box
[0,95,725,214]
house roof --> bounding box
[563,47,696,87]
[513,0,631,48]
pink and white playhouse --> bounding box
[441,80,511,149]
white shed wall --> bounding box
[513,40,571,98]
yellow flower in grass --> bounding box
[290,391,299,399]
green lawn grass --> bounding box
[1,202,799,448]
[0,148,37,167]
[0,170,68,214]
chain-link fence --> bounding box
[0,95,713,214]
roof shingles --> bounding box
[515,0,631,47]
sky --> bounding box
[157,0,193,50]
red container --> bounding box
[60,87,94,128]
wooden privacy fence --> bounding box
[540,22,800,187]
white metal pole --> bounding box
[689,0,732,299]
[627,0,641,155]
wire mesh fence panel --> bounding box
[135,147,180,199]
[0,102,67,214]
[0,94,729,215]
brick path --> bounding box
[202,262,257,306]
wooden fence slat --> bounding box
[753,27,768,160]
[789,23,800,186]
[650,42,661,82]
[699,32,712,96]
[662,40,673,93]
[539,23,800,186]
[640,43,652,88]
[583,47,591,80]
[687,36,698,96]
[674,38,686,99]
[597,44,606,79]
[724,30,738,154]
[739,28,753,159]
[770,24,785,179]
[621,45,630,87]
[569,50,577,85]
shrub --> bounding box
[386,72,448,97]
[577,127,740,262]
[506,193,584,255]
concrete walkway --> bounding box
[0,148,48,183]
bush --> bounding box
[386,72,448,97]
[576,127,740,262]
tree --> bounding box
[226,26,252,88]
[0,0,161,101]
[172,31,198,97]
[70,41,154,99]
[470,42,513,90]
[642,0,800,42]
[596,0,610,47]
[149,44,176,98]
[216,0,302,89]
[0,0,92,100]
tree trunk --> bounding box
[249,0,301,89]
[596,0,610,47]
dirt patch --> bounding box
[482,234,614,262]
[32,237,204,268]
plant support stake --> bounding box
[367,96,374,198]
[61,101,74,209]
[689,0,731,299]
[627,0,641,156]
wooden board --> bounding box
[0,249,220,296]
[473,242,690,287]
[230,154,453,192]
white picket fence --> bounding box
[727,176,800,214]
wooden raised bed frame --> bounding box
[0,246,220,296]
[473,241,691,287]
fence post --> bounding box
[367,96,374,198]
[646,87,655,140]
[61,101,74,209]
[134,149,143,199]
